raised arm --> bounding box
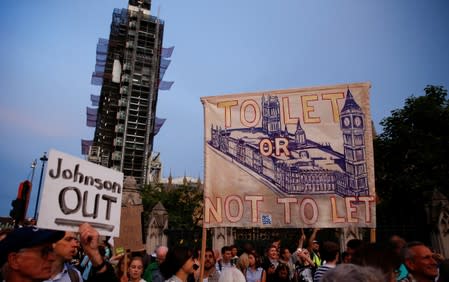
[307,228,320,252]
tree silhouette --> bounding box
[375,85,449,242]
[141,182,203,247]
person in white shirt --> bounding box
[216,246,233,273]
[44,231,83,282]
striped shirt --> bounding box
[313,264,335,282]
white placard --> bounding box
[37,149,123,236]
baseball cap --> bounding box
[0,226,65,266]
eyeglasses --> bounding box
[18,245,55,259]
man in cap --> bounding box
[0,226,65,282]
[1,223,118,282]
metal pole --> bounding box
[33,152,48,220]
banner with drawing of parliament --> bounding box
[201,82,375,228]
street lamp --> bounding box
[33,152,48,220]
[30,159,37,184]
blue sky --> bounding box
[0,0,448,217]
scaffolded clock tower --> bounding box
[87,0,164,187]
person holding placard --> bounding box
[43,231,83,282]
[78,223,119,282]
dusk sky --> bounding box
[1,0,448,217]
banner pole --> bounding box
[370,228,376,243]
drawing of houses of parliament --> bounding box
[208,90,370,198]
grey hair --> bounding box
[401,241,426,262]
[156,245,168,254]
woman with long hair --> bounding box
[159,246,199,282]
[246,251,266,282]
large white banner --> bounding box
[37,149,123,236]
[201,82,376,228]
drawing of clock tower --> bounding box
[261,95,281,136]
[338,89,369,196]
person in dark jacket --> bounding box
[78,223,119,282]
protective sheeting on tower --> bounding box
[159,80,174,90]
[86,118,96,127]
[91,94,100,107]
[91,38,109,86]
[159,58,171,80]
[86,107,98,127]
[111,8,128,33]
[154,117,166,136]
[86,107,98,116]
[159,47,174,88]
[160,58,171,69]
[81,139,93,155]
[84,38,106,153]
[161,46,174,58]
[159,67,166,81]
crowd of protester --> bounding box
[1,224,448,282]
